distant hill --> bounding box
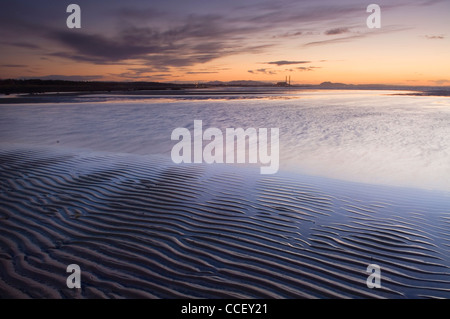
[204,80,272,86]
[0,79,193,94]
[318,81,351,88]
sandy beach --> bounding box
[0,144,449,298]
[1,90,449,299]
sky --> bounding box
[0,0,449,85]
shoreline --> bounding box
[1,86,450,104]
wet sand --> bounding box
[0,145,449,298]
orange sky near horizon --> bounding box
[1,0,449,86]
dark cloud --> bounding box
[49,31,163,62]
[115,6,165,21]
[2,64,27,68]
[113,71,173,81]
[23,75,104,81]
[419,0,443,5]
[325,27,350,35]
[127,67,157,75]
[248,68,277,75]
[186,71,219,74]
[304,33,364,46]
[45,13,275,70]
[5,42,42,49]
[250,62,317,75]
[425,35,445,39]
[297,66,320,71]
[305,26,411,46]
[113,67,174,79]
[265,60,310,66]
[233,2,363,27]
[272,31,303,38]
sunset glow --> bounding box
[1,0,449,85]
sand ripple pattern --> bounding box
[0,147,449,298]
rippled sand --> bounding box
[1,146,449,298]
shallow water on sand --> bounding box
[1,89,450,191]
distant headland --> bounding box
[1,79,449,97]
